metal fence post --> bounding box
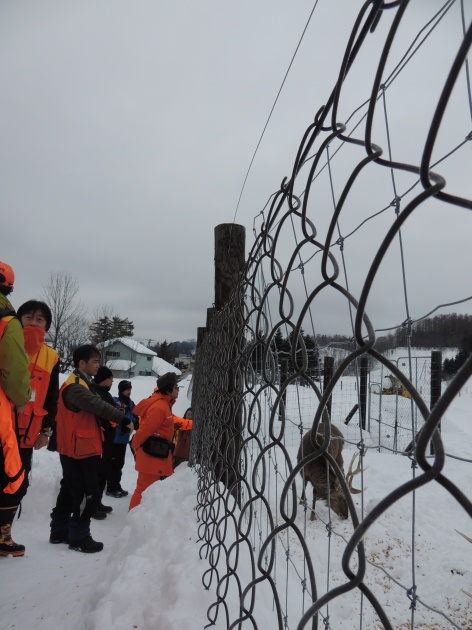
[360,356,369,430]
[430,350,442,455]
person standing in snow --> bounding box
[0,262,32,557]
[129,372,192,510]
[106,379,138,498]
[15,301,59,455]
[49,345,126,553]
[173,407,192,469]
[3,301,60,553]
[92,366,126,519]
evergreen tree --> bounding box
[158,340,174,364]
[273,329,289,357]
[89,315,134,345]
[443,335,472,377]
[150,341,160,355]
[303,331,320,377]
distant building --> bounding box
[97,338,181,379]
[175,354,194,368]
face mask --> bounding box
[23,325,46,355]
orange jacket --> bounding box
[133,389,192,477]
[56,373,103,459]
[0,316,25,494]
[16,344,59,448]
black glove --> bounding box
[47,432,57,452]
[120,418,131,434]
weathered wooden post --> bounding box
[206,307,215,330]
[189,326,207,466]
[214,224,246,309]
[191,316,213,410]
[213,224,246,503]
[192,327,207,403]
[279,358,288,421]
[323,356,334,420]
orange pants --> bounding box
[129,472,167,511]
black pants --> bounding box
[107,443,127,492]
[50,454,100,542]
[98,436,114,498]
[0,447,32,512]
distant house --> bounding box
[97,338,181,379]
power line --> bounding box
[231,0,321,225]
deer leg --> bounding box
[300,478,307,505]
[310,487,317,521]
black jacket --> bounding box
[94,384,119,444]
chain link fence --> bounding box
[190,1,472,627]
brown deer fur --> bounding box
[297,423,352,520]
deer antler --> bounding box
[456,530,472,544]
[346,451,363,494]
[455,530,472,598]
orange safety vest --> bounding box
[56,373,103,459]
[0,316,25,494]
[15,345,58,448]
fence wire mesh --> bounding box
[191,1,472,628]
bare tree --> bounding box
[41,271,89,371]
[58,314,91,372]
[92,303,115,319]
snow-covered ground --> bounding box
[1,367,471,629]
[0,375,213,630]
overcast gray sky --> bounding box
[1,1,471,343]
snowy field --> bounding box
[196,349,472,629]
[0,364,471,629]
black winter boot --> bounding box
[106,488,128,498]
[49,533,69,544]
[69,535,103,553]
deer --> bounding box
[297,423,362,520]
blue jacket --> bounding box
[112,395,138,444]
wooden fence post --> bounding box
[206,307,215,330]
[189,326,207,466]
[279,358,288,421]
[214,224,245,310]
[323,356,334,420]
[213,224,246,503]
